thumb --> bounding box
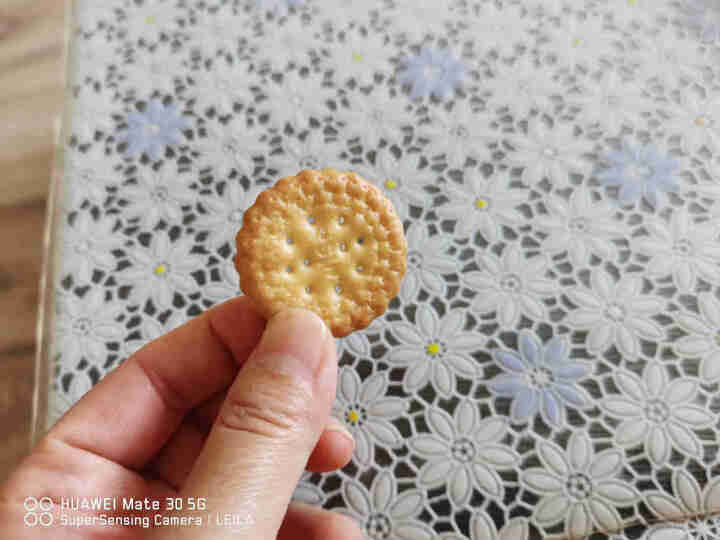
[168,308,337,539]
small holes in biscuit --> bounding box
[286,266,293,273]
[305,286,312,294]
[339,216,345,224]
[357,237,365,245]
[303,259,310,266]
[335,285,342,294]
[287,237,294,245]
[356,265,365,273]
[308,216,316,225]
[339,242,347,252]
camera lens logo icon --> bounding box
[24,497,54,527]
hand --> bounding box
[1,297,362,539]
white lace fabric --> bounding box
[51,1,720,538]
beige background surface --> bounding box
[0,0,65,482]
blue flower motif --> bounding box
[685,0,720,43]
[488,331,591,427]
[597,139,680,209]
[256,0,306,16]
[399,47,465,101]
[120,99,189,160]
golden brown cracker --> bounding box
[235,169,407,337]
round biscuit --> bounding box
[235,168,407,337]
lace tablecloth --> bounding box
[49,1,720,538]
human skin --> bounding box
[0,297,363,539]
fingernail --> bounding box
[327,418,355,449]
[252,309,329,384]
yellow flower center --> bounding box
[628,0,636,5]
[572,38,581,47]
[426,343,441,356]
[475,198,488,209]
[154,264,168,276]
[385,180,397,190]
[145,15,157,24]
[352,53,363,63]
[715,332,720,347]
[696,116,711,127]
[347,410,360,424]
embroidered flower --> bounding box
[50,371,93,426]
[69,86,117,141]
[466,4,532,58]
[316,0,384,21]
[255,0,306,17]
[565,268,664,358]
[675,293,720,384]
[389,0,458,41]
[388,306,484,397]
[121,165,195,228]
[73,2,114,32]
[462,245,556,328]
[56,288,124,363]
[437,171,526,241]
[664,90,720,154]
[194,119,265,180]
[121,0,181,43]
[61,213,122,284]
[333,368,408,466]
[399,47,465,101]
[269,131,344,178]
[261,71,331,130]
[685,0,720,43]
[183,62,255,117]
[121,233,203,309]
[489,331,591,426]
[597,139,680,208]
[337,329,371,360]
[645,470,720,540]
[184,5,249,57]
[571,70,649,133]
[119,99,189,160]
[602,0,665,23]
[547,15,615,70]
[292,472,324,506]
[418,101,496,169]
[64,145,122,210]
[441,514,529,540]
[522,432,640,538]
[204,260,241,302]
[506,119,591,187]
[600,364,714,466]
[123,311,189,359]
[322,30,392,87]
[524,0,566,16]
[535,190,623,266]
[336,91,413,149]
[121,45,184,97]
[693,159,720,204]
[72,33,119,86]
[399,224,456,302]
[357,150,433,219]
[483,56,559,118]
[410,401,520,506]
[196,183,262,250]
[255,18,319,71]
[634,209,720,291]
[634,29,706,88]
[340,470,433,540]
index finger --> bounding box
[48,296,266,470]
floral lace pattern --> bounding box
[52,1,720,538]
